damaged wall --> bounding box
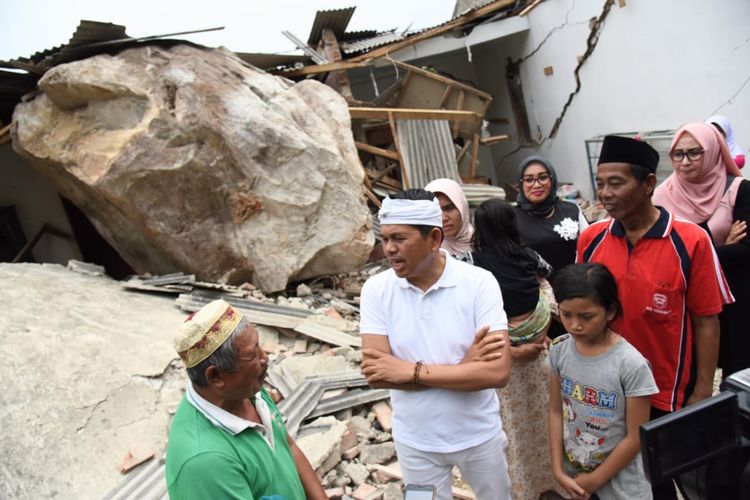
[496,0,750,195]
[12,44,374,291]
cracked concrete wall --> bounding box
[487,0,750,197]
[0,263,186,499]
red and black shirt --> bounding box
[577,208,733,411]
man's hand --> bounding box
[461,325,506,363]
[361,349,415,385]
[725,220,747,245]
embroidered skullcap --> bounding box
[174,299,243,368]
[378,197,442,227]
[598,135,659,172]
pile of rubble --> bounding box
[122,265,476,499]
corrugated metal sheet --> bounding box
[340,30,405,55]
[307,7,356,45]
[0,21,130,73]
[337,30,379,43]
[396,119,461,188]
[102,457,168,500]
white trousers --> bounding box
[395,431,511,500]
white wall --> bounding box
[506,0,750,197]
[0,144,81,264]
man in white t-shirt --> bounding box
[360,188,512,500]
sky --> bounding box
[0,0,458,61]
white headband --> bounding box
[378,197,443,227]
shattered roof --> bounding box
[1,20,131,74]
[307,7,356,45]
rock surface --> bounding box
[12,44,373,291]
[0,263,186,499]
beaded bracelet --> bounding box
[413,360,424,385]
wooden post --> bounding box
[321,28,353,100]
[469,134,480,179]
[388,112,410,189]
[452,90,466,138]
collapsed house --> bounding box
[1,0,748,498]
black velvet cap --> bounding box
[598,135,659,172]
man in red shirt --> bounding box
[576,135,733,499]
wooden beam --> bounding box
[355,141,399,161]
[456,141,471,164]
[349,0,518,62]
[469,134,480,178]
[519,0,544,16]
[388,112,410,189]
[368,163,399,184]
[452,90,466,138]
[390,60,493,101]
[438,85,453,108]
[350,107,481,123]
[273,60,371,78]
[0,123,11,145]
[480,134,510,146]
[364,187,382,208]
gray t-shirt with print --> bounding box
[549,334,658,499]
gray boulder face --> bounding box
[12,44,373,291]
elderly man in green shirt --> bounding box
[166,299,326,499]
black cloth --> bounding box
[716,179,750,377]
[514,200,582,273]
[472,247,550,317]
[516,156,559,217]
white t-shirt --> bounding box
[360,250,508,453]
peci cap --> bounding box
[174,299,243,368]
[598,135,660,173]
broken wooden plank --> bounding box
[355,141,399,161]
[350,107,481,123]
[388,112,410,189]
[480,134,510,146]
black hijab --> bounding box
[516,155,559,218]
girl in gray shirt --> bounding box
[549,263,658,499]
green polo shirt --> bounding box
[166,389,305,500]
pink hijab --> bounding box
[424,178,474,257]
[653,122,742,226]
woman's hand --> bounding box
[510,342,545,362]
[725,220,747,245]
[554,470,590,500]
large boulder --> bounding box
[12,44,373,291]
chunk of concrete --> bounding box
[360,443,396,465]
[342,462,370,485]
[296,416,347,474]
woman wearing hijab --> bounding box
[706,115,747,169]
[654,122,750,377]
[424,178,474,262]
[514,156,589,338]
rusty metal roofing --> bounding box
[307,7,356,45]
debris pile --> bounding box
[122,266,478,499]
